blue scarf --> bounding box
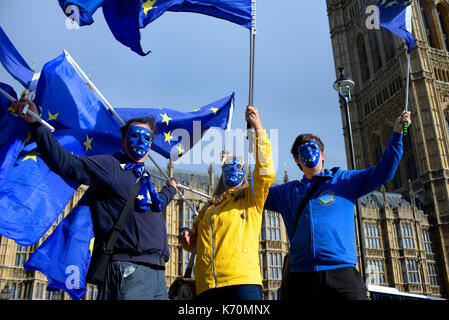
[123,162,163,212]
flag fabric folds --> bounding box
[59,0,253,55]
[25,195,94,301]
[0,82,28,187]
[116,93,234,160]
[377,0,414,52]
[0,26,39,90]
[0,51,122,246]
[57,0,105,26]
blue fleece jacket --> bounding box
[31,123,176,267]
[264,132,403,272]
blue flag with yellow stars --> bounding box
[58,0,253,55]
[377,0,414,52]
[0,50,122,245]
[25,194,94,301]
[116,93,235,160]
[0,82,28,187]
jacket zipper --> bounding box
[209,206,218,288]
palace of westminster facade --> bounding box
[1,0,449,300]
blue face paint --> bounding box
[222,157,246,188]
[126,125,152,161]
[298,141,321,168]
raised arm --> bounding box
[13,99,112,187]
[344,111,411,200]
[245,105,276,212]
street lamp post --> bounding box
[333,67,367,282]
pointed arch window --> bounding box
[357,34,371,83]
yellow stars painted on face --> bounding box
[83,135,93,153]
[22,151,41,162]
[142,0,157,15]
[160,113,173,126]
[164,131,174,144]
[209,107,219,115]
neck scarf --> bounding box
[123,162,163,212]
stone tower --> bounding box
[326,0,449,297]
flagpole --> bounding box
[246,0,256,154]
[404,52,411,134]
[0,87,55,132]
[148,172,212,200]
[63,50,199,215]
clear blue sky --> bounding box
[0,0,347,183]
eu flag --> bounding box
[0,26,39,90]
[116,93,235,160]
[0,51,122,245]
[25,195,94,301]
[378,0,414,52]
[57,0,105,26]
[59,0,253,55]
[0,83,28,186]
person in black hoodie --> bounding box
[12,99,178,300]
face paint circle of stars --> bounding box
[126,125,152,161]
[298,141,321,168]
[222,156,247,188]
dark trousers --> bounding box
[285,267,368,300]
[97,261,168,300]
[197,284,263,301]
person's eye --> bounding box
[310,145,317,149]
[130,133,138,138]
[144,137,151,142]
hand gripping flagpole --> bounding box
[64,50,199,215]
[0,87,55,132]
[403,52,411,135]
[246,0,256,154]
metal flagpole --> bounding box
[149,172,212,200]
[403,52,411,134]
[64,50,199,215]
[246,0,256,154]
[0,87,55,132]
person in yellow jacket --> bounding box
[179,105,275,300]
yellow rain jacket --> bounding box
[185,129,275,295]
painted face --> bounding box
[222,157,247,188]
[298,140,321,168]
[126,125,152,161]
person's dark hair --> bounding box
[119,116,158,141]
[291,133,325,171]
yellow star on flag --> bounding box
[193,108,201,112]
[142,0,157,15]
[160,113,173,126]
[164,131,174,144]
[89,237,95,255]
[22,151,41,162]
[84,135,93,153]
[209,107,219,115]
[47,110,59,121]
[7,105,18,117]
[176,145,184,156]
[137,194,145,200]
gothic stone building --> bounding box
[326,0,449,298]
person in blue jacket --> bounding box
[13,99,178,300]
[265,110,411,300]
